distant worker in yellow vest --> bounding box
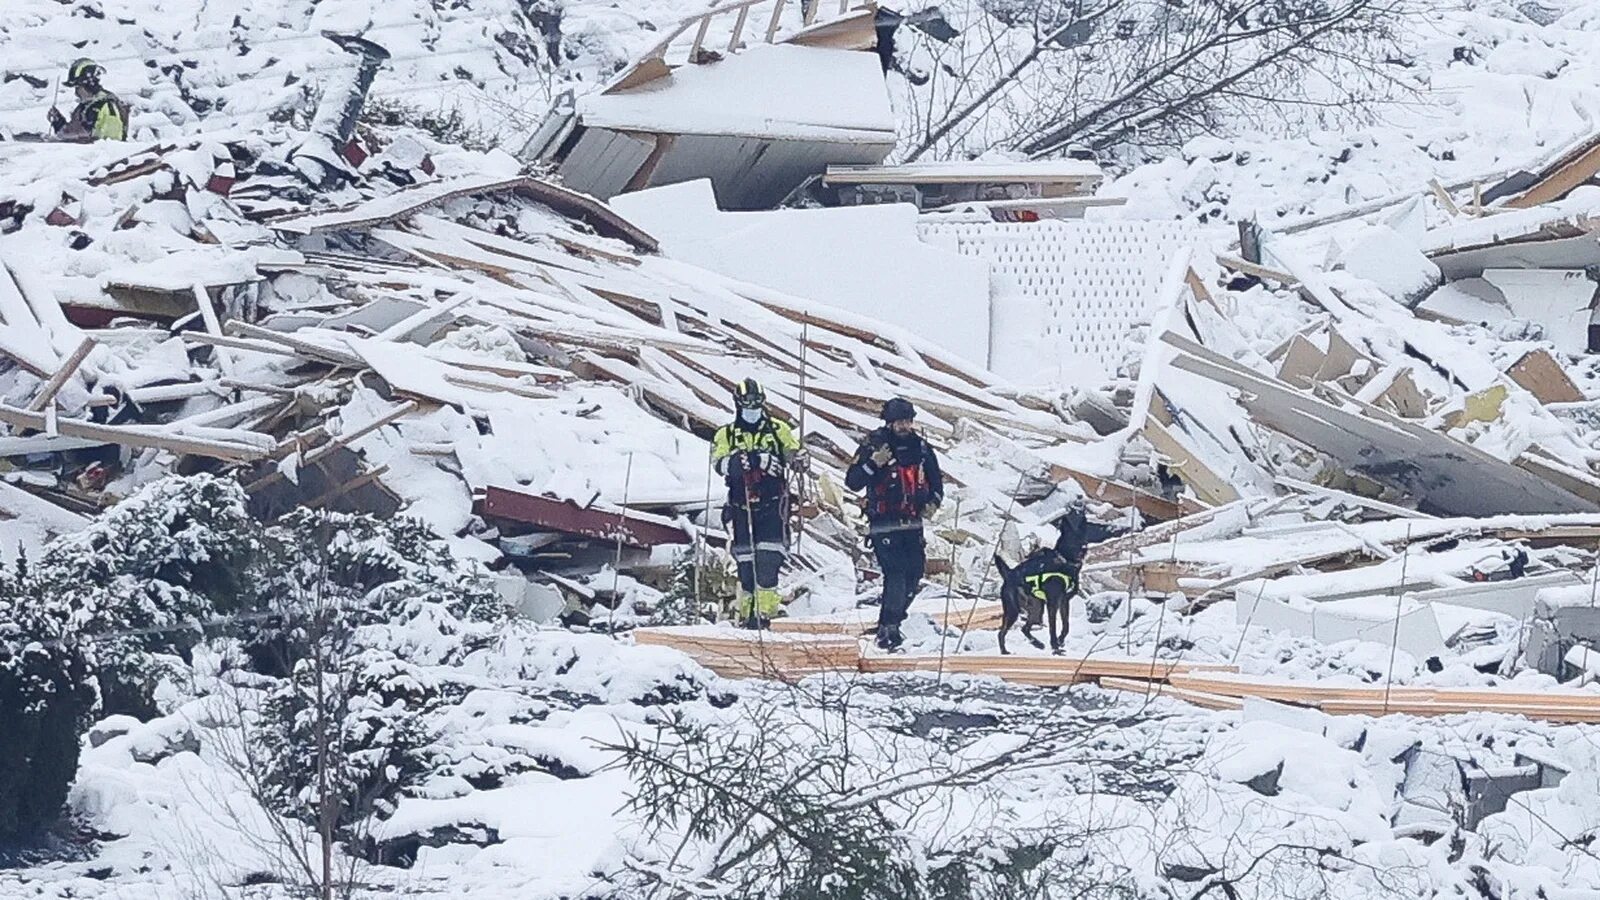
[711,379,801,629]
[48,58,130,142]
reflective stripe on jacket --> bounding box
[712,416,799,506]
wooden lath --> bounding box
[604,0,877,94]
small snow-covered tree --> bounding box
[897,0,1414,162]
[29,474,268,716]
[208,508,509,900]
[610,694,1135,899]
[0,566,97,840]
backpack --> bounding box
[867,437,928,519]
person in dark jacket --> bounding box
[48,58,129,142]
[845,397,943,650]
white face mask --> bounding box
[739,407,763,424]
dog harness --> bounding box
[1025,570,1075,601]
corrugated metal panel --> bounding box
[644,133,892,209]
[556,129,654,199]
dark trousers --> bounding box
[730,501,787,593]
[870,527,925,633]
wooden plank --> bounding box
[228,322,364,367]
[26,337,95,412]
[0,402,269,462]
[1505,349,1584,404]
[1142,414,1237,507]
[1048,462,1203,523]
[180,332,300,358]
[1099,676,1245,711]
[1506,140,1600,209]
[1216,253,1298,286]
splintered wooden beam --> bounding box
[1098,676,1245,711]
[246,401,418,493]
[26,336,95,412]
[477,485,693,547]
[1048,462,1204,523]
[0,402,269,462]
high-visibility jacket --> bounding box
[712,416,799,508]
[61,91,129,141]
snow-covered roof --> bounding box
[577,44,896,143]
[824,160,1104,184]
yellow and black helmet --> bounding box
[66,58,103,87]
[733,378,765,409]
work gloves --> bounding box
[747,451,784,475]
[869,444,894,467]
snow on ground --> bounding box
[1106,0,1600,226]
[8,0,1600,897]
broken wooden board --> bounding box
[269,174,659,253]
[632,627,861,682]
[1142,410,1240,507]
[1505,349,1584,404]
[1048,462,1204,522]
[476,485,693,548]
[1098,675,1245,711]
[1163,331,1600,516]
[1275,333,1325,387]
[1503,134,1600,209]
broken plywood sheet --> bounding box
[1410,571,1582,619]
[1163,331,1600,516]
[1238,591,1448,661]
[1506,349,1584,404]
[1276,333,1326,387]
[1482,269,1593,356]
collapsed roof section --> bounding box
[523,0,895,210]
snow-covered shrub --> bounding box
[0,567,97,840]
[217,508,508,855]
[613,703,1113,899]
[29,475,267,715]
[0,639,96,840]
[649,550,734,626]
[255,649,439,832]
[256,509,509,661]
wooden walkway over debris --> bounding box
[634,626,1600,724]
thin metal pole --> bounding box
[953,470,1029,653]
[697,441,716,620]
[608,452,635,638]
[1382,524,1413,713]
[794,324,810,550]
[1122,504,1138,655]
[1589,537,1599,607]
[936,497,964,682]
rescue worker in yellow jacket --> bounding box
[48,58,130,142]
[712,379,801,629]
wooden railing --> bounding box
[605,0,867,93]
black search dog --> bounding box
[993,504,1119,655]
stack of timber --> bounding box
[632,627,862,681]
